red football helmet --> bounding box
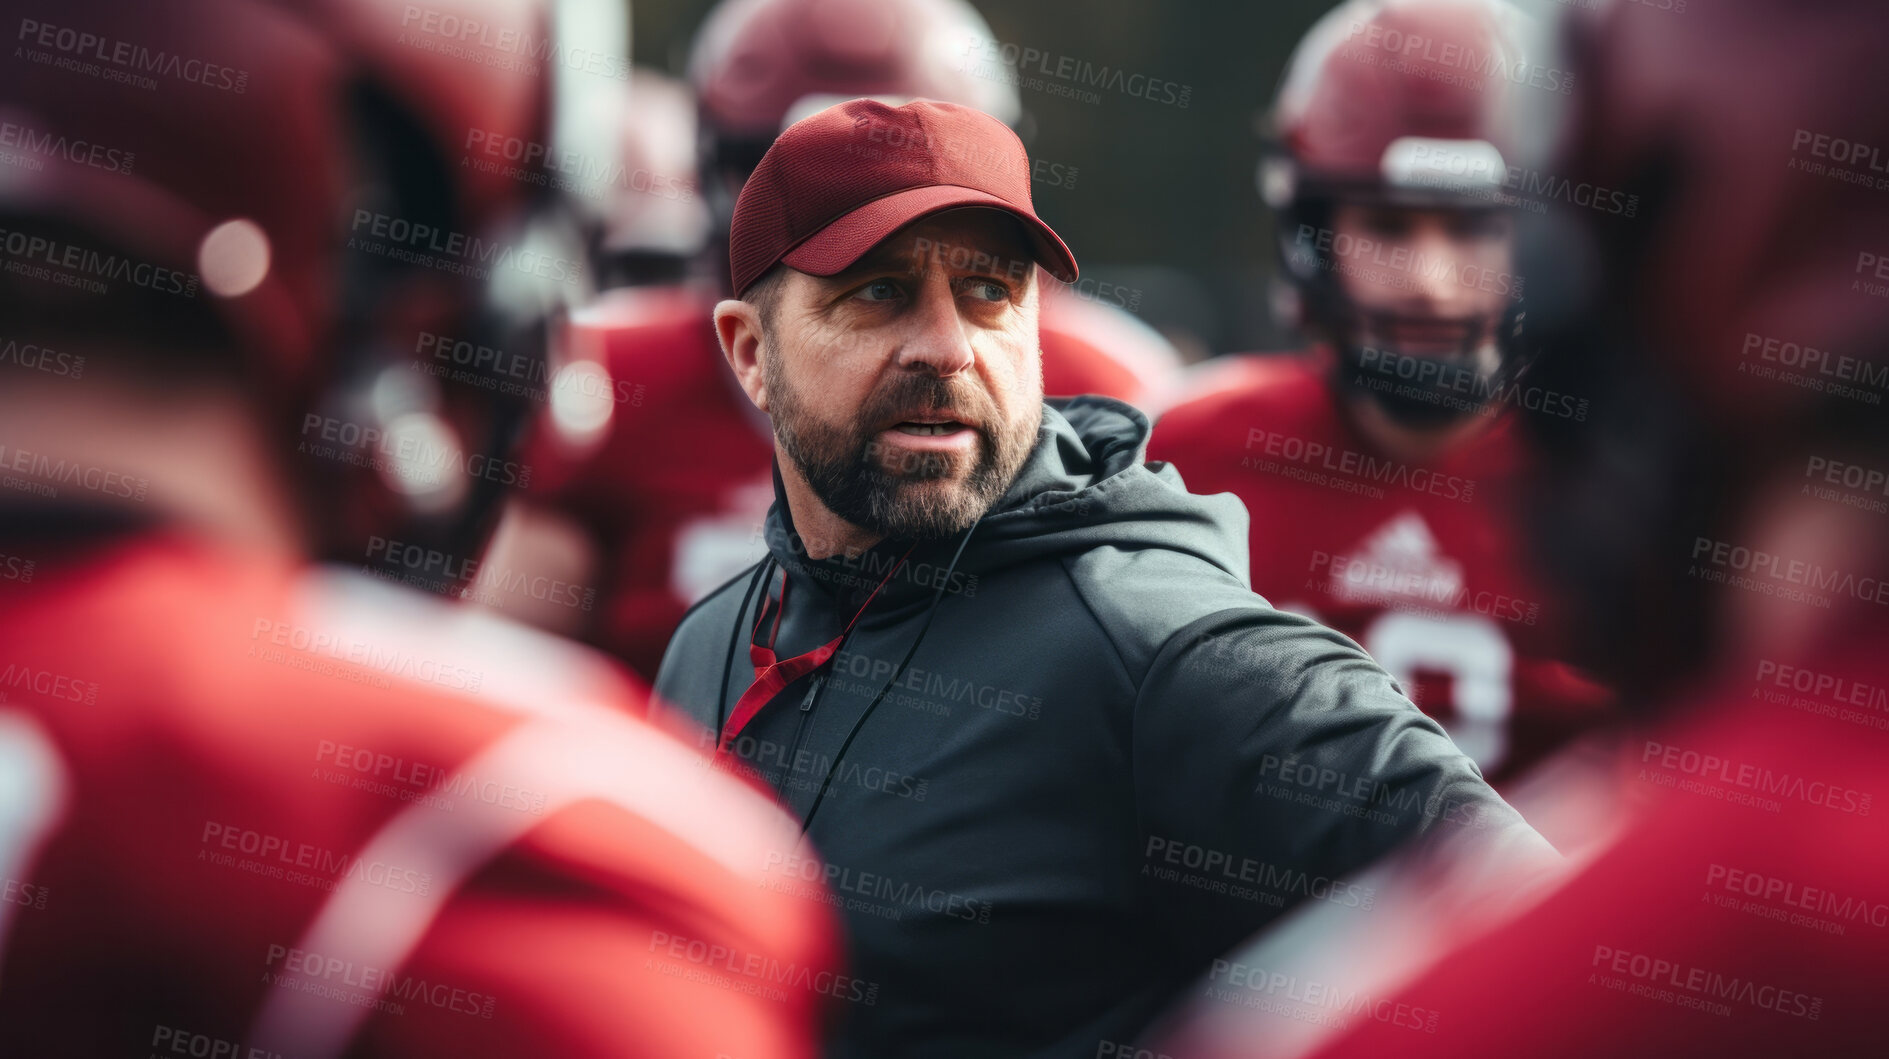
[594,68,714,290]
[1263,0,1549,426]
[687,0,1021,280]
[0,0,595,594]
[1512,0,1889,697]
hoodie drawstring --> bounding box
[718,544,916,753]
[716,556,774,740]
[800,516,982,833]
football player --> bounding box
[0,1,835,1055]
[1150,0,1614,786]
[1155,0,1889,1054]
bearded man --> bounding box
[653,98,1551,1058]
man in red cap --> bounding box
[0,1,836,1055]
[654,96,1553,1058]
[496,0,1183,681]
[1150,0,1616,791]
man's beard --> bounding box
[765,346,1041,542]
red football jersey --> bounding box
[1149,351,1614,785]
[1161,629,1889,1058]
[524,279,1183,680]
[0,530,839,1058]
[1039,282,1184,408]
[525,284,779,681]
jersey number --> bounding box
[1362,611,1514,773]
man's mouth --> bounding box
[877,413,980,457]
[892,419,969,437]
[1366,315,1488,357]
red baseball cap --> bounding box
[728,98,1079,295]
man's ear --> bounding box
[713,298,769,413]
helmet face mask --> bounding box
[1280,185,1525,428]
[0,0,586,598]
[306,68,588,598]
[1263,0,1543,431]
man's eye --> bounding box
[858,279,902,302]
[965,280,1008,302]
[1363,211,1413,238]
[1450,212,1512,241]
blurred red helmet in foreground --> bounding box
[0,0,597,591]
[1514,0,1889,695]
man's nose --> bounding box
[1404,230,1472,310]
[894,273,976,376]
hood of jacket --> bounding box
[760,395,1251,622]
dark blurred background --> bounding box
[631,0,1347,358]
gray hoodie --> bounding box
[655,396,1546,1058]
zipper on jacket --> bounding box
[784,673,824,778]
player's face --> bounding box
[760,209,1044,541]
[1330,202,1514,363]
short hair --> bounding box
[742,265,787,330]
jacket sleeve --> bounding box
[1131,603,1556,962]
